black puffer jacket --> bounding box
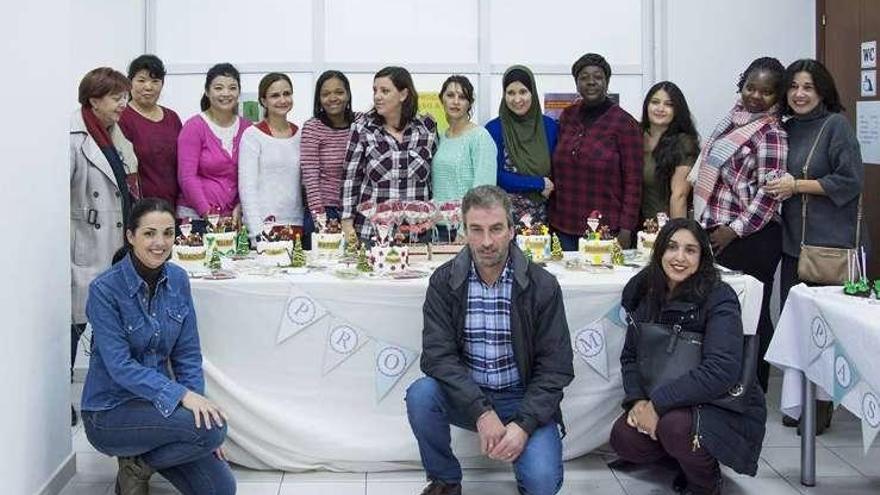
[619,271,767,475]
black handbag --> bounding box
[632,312,757,414]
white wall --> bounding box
[663,0,816,139]
[0,2,73,493]
[70,0,145,102]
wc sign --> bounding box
[862,41,876,69]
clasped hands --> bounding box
[476,410,528,462]
[764,172,797,201]
[627,400,660,441]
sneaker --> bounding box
[115,456,154,495]
[419,480,462,495]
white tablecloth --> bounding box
[190,261,763,471]
[766,284,880,421]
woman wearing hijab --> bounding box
[549,53,643,251]
[485,65,557,225]
[70,67,140,425]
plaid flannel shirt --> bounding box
[700,122,786,237]
[548,102,643,235]
[463,260,521,390]
[341,111,438,240]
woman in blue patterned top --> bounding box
[81,198,235,495]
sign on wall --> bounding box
[862,41,877,69]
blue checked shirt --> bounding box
[463,260,521,390]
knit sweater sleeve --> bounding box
[177,117,211,216]
[816,114,864,207]
[237,127,263,238]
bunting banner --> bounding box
[276,286,328,344]
[322,317,370,375]
[573,321,609,380]
[859,384,880,455]
[832,343,861,406]
[807,314,835,366]
[374,340,419,401]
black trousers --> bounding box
[713,221,782,393]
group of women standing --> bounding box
[69,51,866,493]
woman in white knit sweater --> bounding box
[239,72,303,240]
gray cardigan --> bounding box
[781,106,865,257]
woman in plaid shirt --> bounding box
[340,66,438,241]
[688,57,787,392]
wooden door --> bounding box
[818,0,879,276]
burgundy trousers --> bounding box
[609,408,720,493]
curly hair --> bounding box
[736,56,786,105]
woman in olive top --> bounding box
[639,81,699,220]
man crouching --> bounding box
[406,185,574,495]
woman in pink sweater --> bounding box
[177,63,250,233]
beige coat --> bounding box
[69,110,138,324]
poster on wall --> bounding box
[856,101,880,165]
[418,92,449,135]
[862,71,877,98]
[239,92,261,123]
[862,41,877,69]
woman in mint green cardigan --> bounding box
[431,75,497,202]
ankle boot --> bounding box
[115,456,153,495]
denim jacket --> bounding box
[81,254,204,417]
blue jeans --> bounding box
[405,377,563,495]
[82,400,236,495]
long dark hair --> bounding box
[440,75,475,118]
[781,59,844,116]
[637,218,719,319]
[112,198,176,264]
[313,70,355,128]
[200,63,241,112]
[373,66,418,130]
[640,81,700,199]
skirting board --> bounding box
[35,452,76,495]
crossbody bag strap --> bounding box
[800,118,832,247]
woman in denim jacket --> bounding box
[80,198,235,495]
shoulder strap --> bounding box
[800,118,862,247]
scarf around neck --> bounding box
[689,100,778,220]
[498,65,551,183]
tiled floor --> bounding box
[61,376,880,494]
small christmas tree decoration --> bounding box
[610,241,625,266]
[550,233,564,261]
[356,243,372,272]
[524,245,533,263]
[289,234,306,268]
[207,245,222,270]
[344,232,360,258]
[235,224,250,255]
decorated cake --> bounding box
[369,244,409,273]
[578,211,618,266]
[515,215,551,262]
[172,221,206,270]
[204,216,237,255]
[637,219,659,259]
[310,218,344,259]
[637,213,667,260]
[256,218,300,266]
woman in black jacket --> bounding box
[609,218,766,495]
